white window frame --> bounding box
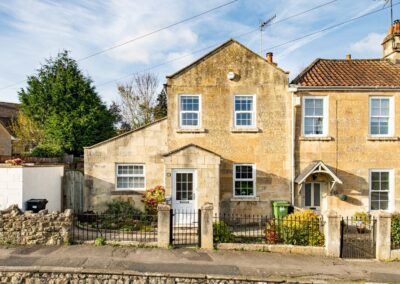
[302,96,328,137]
[369,96,394,137]
[369,169,394,212]
[233,95,256,128]
[179,94,201,129]
[303,182,321,210]
[233,163,256,198]
[116,164,146,191]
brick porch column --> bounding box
[200,203,214,249]
[376,211,392,261]
[157,204,171,248]
[324,210,341,257]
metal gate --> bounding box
[170,209,201,247]
[340,216,376,259]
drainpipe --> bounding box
[288,85,298,206]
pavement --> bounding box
[0,245,399,283]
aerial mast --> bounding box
[259,14,276,55]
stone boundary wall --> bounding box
[0,268,293,284]
[217,243,325,256]
[391,249,400,260]
[0,205,72,245]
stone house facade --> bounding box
[0,102,19,156]
[85,23,400,216]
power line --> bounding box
[96,0,340,88]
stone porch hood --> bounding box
[295,160,342,194]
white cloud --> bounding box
[350,32,386,54]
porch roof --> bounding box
[295,160,342,185]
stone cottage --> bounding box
[0,102,19,156]
[84,39,292,215]
[85,21,400,216]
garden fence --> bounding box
[71,212,157,243]
[213,214,324,246]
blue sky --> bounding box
[0,0,396,105]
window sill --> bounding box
[230,128,260,133]
[230,197,260,202]
[299,136,333,141]
[176,128,207,133]
[112,190,144,195]
[367,136,399,141]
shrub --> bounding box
[353,211,370,223]
[142,185,165,214]
[104,200,142,216]
[30,144,63,158]
[392,213,400,247]
[95,236,106,246]
[280,210,324,246]
[213,221,234,243]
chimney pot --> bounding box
[346,54,351,60]
[266,52,273,63]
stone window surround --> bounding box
[369,96,395,138]
[369,168,394,212]
[302,96,329,137]
[233,94,256,129]
[178,94,202,130]
[115,163,146,191]
[233,163,256,198]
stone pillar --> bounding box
[376,212,392,261]
[157,204,171,249]
[200,203,214,249]
[324,210,341,257]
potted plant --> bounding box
[353,212,370,234]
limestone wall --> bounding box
[0,123,11,156]
[0,205,72,245]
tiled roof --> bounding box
[292,59,400,87]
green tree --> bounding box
[153,88,167,119]
[18,51,116,155]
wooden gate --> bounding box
[340,216,376,259]
[170,209,201,247]
[63,170,84,212]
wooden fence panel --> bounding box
[63,170,84,212]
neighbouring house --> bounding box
[84,39,292,214]
[85,21,400,216]
[290,20,400,216]
[0,102,19,155]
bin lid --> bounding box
[27,199,48,203]
[273,200,290,206]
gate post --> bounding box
[157,204,171,248]
[324,211,341,257]
[200,203,214,249]
[376,212,391,261]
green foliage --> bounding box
[30,144,63,158]
[353,212,370,223]
[213,221,234,243]
[142,186,165,214]
[19,50,117,155]
[153,88,167,119]
[95,236,106,246]
[391,214,400,247]
[104,200,142,216]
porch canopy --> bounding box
[295,160,342,194]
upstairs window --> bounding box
[234,95,255,128]
[116,164,145,190]
[233,164,256,197]
[370,97,394,136]
[303,97,328,136]
[179,95,200,128]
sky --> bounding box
[0,0,396,105]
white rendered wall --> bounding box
[0,167,23,210]
[22,166,64,212]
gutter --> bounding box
[292,85,400,92]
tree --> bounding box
[18,51,116,155]
[116,73,159,129]
[11,112,45,153]
[153,88,168,120]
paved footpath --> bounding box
[0,245,399,283]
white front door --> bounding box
[172,169,197,213]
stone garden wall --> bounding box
[0,205,72,245]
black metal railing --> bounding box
[213,214,324,246]
[71,212,158,243]
[391,214,400,250]
[340,216,376,259]
[170,209,200,247]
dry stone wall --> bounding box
[0,205,72,245]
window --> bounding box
[116,164,145,190]
[234,95,255,128]
[233,164,256,197]
[179,95,200,128]
[369,97,394,136]
[304,183,321,209]
[370,170,393,211]
[303,97,328,136]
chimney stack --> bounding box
[346,54,351,60]
[266,52,273,63]
[382,19,400,63]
